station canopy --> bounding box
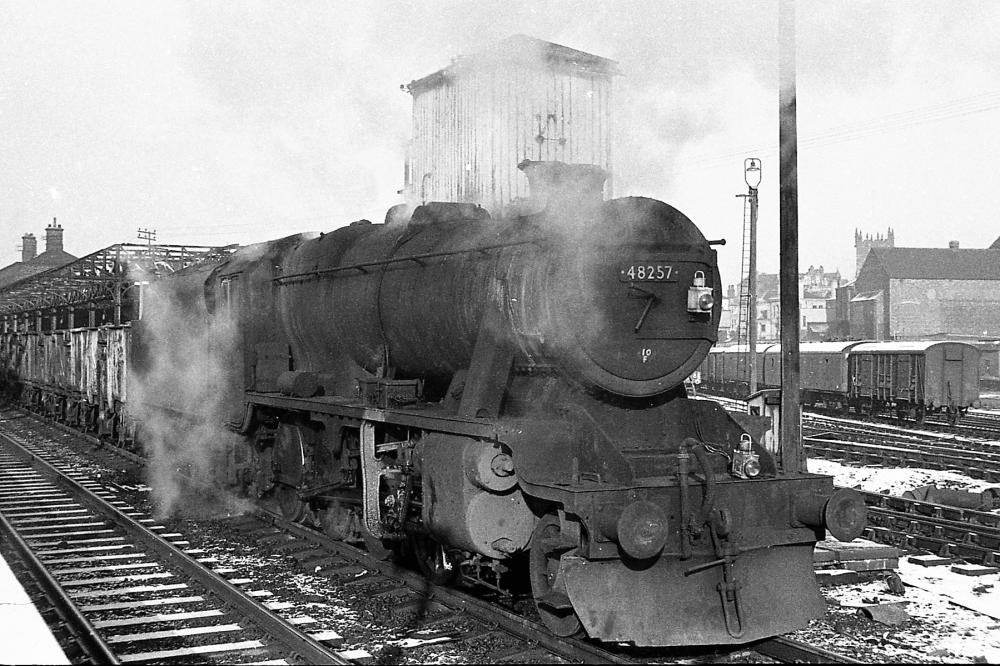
[0,243,236,317]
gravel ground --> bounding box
[803,457,1000,663]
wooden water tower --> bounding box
[403,34,618,215]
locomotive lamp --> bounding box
[731,433,761,478]
[687,270,715,313]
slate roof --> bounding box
[863,247,1000,280]
[0,248,77,289]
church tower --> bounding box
[855,228,894,278]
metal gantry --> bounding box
[0,243,237,325]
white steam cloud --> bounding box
[127,277,250,520]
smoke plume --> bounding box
[127,274,250,520]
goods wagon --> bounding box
[0,326,129,436]
[848,341,979,423]
[700,340,979,423]
[701,343,775,394]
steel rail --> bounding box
[0,510,120,665]
[863,495,1000,564]
[0,428,352,666]
[803,438,1000,483]
[699,387,1000,440]
[753,636,863,664]
[802,415,1000,457]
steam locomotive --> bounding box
[2,161,864,647]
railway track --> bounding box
[696,391,1000,565]
[0,406,863,664]
[697,391,1000,481]
[0,425,352,664]
[861,490,1000,567]
[802,425,1000,483]
[697,388,1000,441]
[804,413,1000,456]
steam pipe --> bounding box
[689,440,717,527]
[677,439,692,559]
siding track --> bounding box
[0,426,351,664]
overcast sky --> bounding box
[2,1,999,288]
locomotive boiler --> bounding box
[129,161,864,646]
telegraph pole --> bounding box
[743,158,761,395]
[138,228,156,250]
[779,0,803,472]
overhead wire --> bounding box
[673,90,1000,175]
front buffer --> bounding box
[563,544,822,646]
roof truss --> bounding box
[0,243,237,316]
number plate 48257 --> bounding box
[619,264,675,282]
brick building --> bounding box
[726,267,844,343]
[851,242,1000,340]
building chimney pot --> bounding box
[21,233,37,262]
[45,217,64,253]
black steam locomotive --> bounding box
[6,161,864,646]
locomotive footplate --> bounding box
[561,542,823,646]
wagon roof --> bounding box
[710,343,776,354]
[851,340,979,353]
[759,341,869,354]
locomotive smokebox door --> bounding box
[532,196,722,398]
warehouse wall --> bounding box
[889,279,1000,338]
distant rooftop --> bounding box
[863,246,1000,281]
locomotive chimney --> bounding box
[46,217,64,253]
[21,233,37,262]
[518,160,608,220]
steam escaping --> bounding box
[127,274,251,520]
